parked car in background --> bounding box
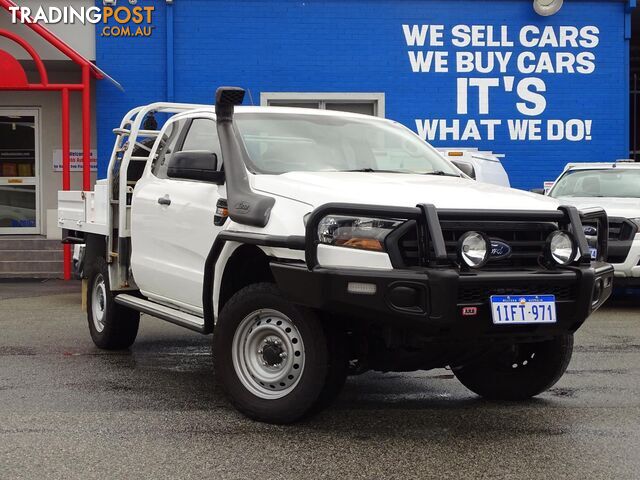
[437,148,510,187]
[548,161,640,287]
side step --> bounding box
[115,294,206,333]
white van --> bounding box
[438,148,510,187]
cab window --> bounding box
[182,118,222,162]
[152,118,222,179]
[151,118,186,178]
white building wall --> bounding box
[0,0,95,60]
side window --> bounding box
[181,118,222,169]
[151,118,186,179]
[151,117,221,179]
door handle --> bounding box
[157,195,171,206]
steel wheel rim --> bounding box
[507,344,537,370]
[231,308,305,399]
[91,273,107,333]
[492,344,538,372]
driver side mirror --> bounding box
[167,151,225,185]
[451,160,476,179]
[530,188,545,195]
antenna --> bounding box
[247,89,255,106]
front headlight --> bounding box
[546,231,577,266]
[317,215,403,252]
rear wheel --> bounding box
[86,257,140,350]
[214,283,336,423]
[453,335,573,400]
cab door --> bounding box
[131,116,225,313]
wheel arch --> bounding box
[219,244,275,310]
[202,240,275,334]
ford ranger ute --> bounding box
[547,161,640,288]
[58,87,614,423]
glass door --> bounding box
[0,110,39,234]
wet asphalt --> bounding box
[0,280,639,480]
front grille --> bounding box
[583,217,637,264]
[440,221,556,268]
[394,220,557,269]
[608,219,635,241]
[397,227,420,267]
[458,283,576,304]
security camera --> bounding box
[534,0,563,16]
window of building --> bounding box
[260,93,385,118]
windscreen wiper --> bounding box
[339,168,410,173]
[423,170,461,177]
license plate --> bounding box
[490,295,557,325]
[589,247,598,260]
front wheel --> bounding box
[213,283,331,424]
[453,335,573,400]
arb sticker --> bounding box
[462,306,478,316]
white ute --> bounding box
[547,161,640,288]
[58,87,613,423]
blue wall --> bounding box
[96,0,631,190]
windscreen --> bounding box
[550,168,640,198]
[234,113,459,176]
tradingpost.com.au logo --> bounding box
[9,1,156,38]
